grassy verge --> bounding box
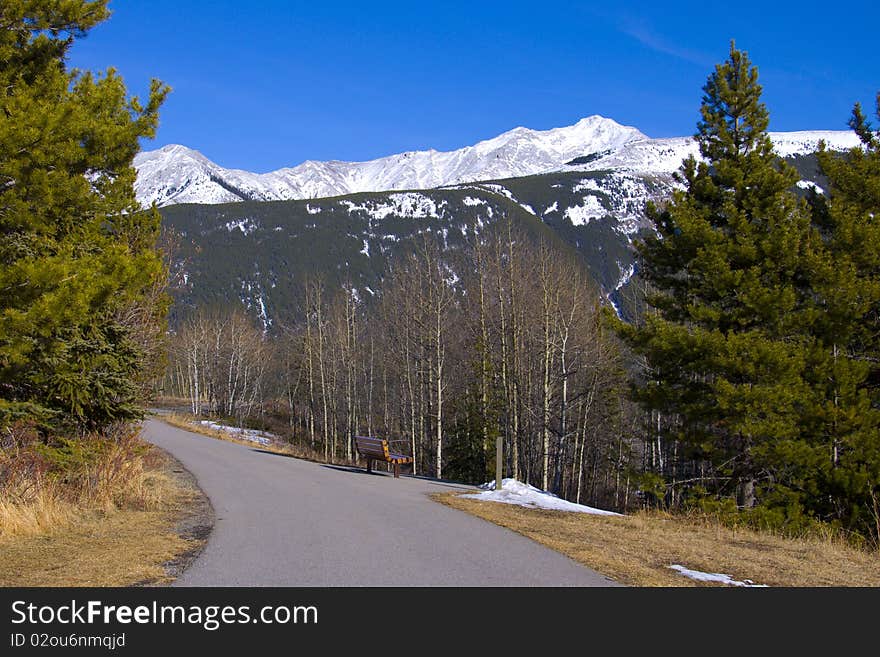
[158,412,384,471]
[159,412,302,455]
[435,493,880,587]
[0,424,211,586]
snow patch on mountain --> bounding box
[240,279,271,331]
[565,197,606,226]
[769,130,861,157]
[339,193,445,220]
[573,178,603,193]
[796,179,824,194]
[225,217,259,235]
[615,262,636,291]
[470,183,536,216]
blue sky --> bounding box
[70,1,879,172]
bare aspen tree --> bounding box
[314,284,330,460]
[507,224,522,483]
[537,240,558,491]
[417,235,453,479]
[303,285,317,447]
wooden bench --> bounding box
[354,436,413,478]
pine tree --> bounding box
[0,1,170,431]
[808,95,880,541]
[616,43,821,515]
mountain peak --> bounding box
[136,143,211,166]
[572,114,624,128]
[484,115,643,142]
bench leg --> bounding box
[394,462,400,478]
[366,458,372,474]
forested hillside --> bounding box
[158,168,660,328]
[160,150,839,331]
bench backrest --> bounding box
[355,436,389,459]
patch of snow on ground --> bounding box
[444,263,460,287]
[198,421,277,446]
[573,178,603,193]
[564,196,606,226]
[479,184,536,215]
[463,478,621,516]
[544,201,558,215]
[607,294,622,318]
[463,196,486,206]
[306,203,322,214]
[796,180,824,194]
[224,217,259,235]
[615,262,636,291]
[256,294,271,331]
[769,130,861,157]
[239,280,272,331]
[668,565,768,587]
[339,193,444,220]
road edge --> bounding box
[140,423,216,586]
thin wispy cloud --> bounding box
[580,6,716,68]
[621,22,715,68]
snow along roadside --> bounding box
[668,564,768,587]
[462,478,622,516]
[197,421,277,446]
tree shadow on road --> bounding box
[321,464,475,490]
[250,448,301,459]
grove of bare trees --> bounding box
[163,222,640,512]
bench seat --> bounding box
[354,436,413,478]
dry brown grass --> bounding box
[435,493,880,587]
[161,413,297,453]
[161,412,361,468]
[0,441,174,540]
[0,500,191,586]
[0,489,73,539]
[0,426,207,586]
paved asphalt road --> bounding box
[142,418,617,586]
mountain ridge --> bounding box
[135,115,860,208]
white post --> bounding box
[496,435,503,490]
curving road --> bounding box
[142,417,617,586]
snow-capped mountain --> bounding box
[135,116,645,206]
[135,116,861,207]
